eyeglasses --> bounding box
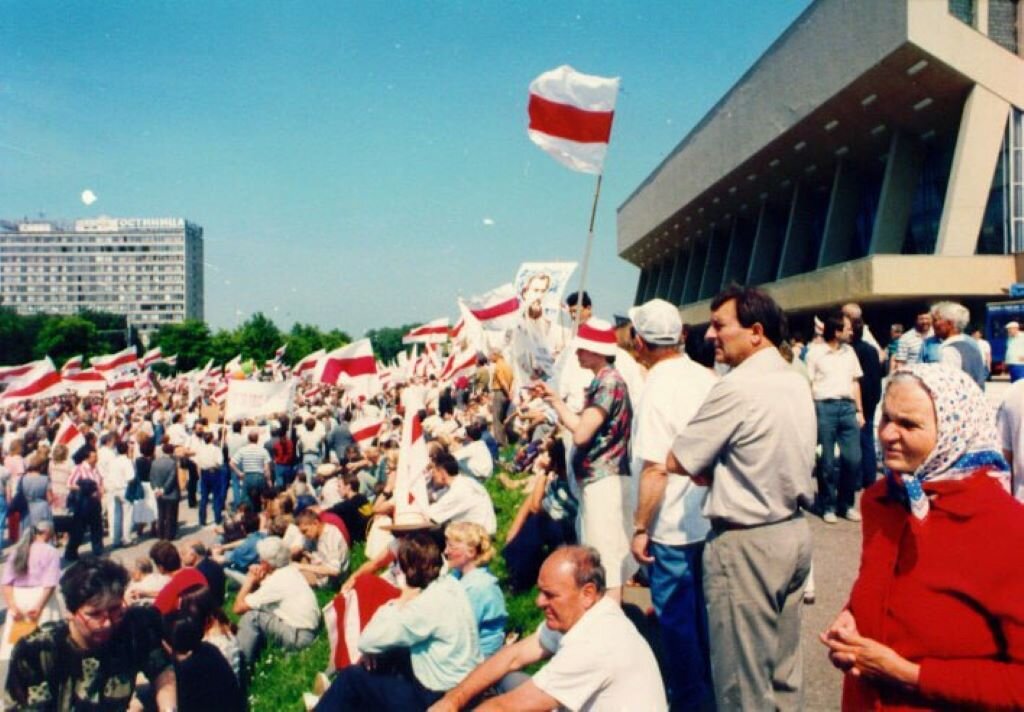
[76,602,126,627]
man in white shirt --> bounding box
[805,311,864,523]
[452,423,494,481]
[295,509,349,586]
[931,301,987,389]
[195,430,226,526]
[430,546,667,712]
[103,439,135,548]
[427,452,496,535]
[234,536,321,666]
[998,378,1024,501]
[628,299,717,710]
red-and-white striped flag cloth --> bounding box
[293,349,325,377]
[315,340,379,398]
[394,400,430,515]
[463,283,520,330]
[63,369,108,396]
[105,375,135,401]
[0,358,62,405]
[212,380,229,404]
[440,348,479,386]
[275,344,287,360]
[402,318,450,345]
[61,355,84,376]
[90,346,138,373]
[141,347,162,369]
[54,416,86,455]
[351,416,384,445]
[164,354,178,367]
[323,575,400,674]
[528,64,619,174]
[0,359,47,386]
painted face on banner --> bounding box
[521,273,552,319]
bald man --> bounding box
[429,546,666,712]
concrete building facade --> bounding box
[0,216,204,335]
[619,0,1024,334]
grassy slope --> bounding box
[242,464,541,711]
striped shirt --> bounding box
[231,444,270,475]
[68,462,102,489]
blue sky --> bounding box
[2,1,810,337]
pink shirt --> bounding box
[1,541,61,588]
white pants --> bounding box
[578,475,638,589]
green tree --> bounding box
[284,323,325,365]
[323,328,352,352]
[209,329,241,365]
[34,316,99,363]
[236,312,281,363]
[366,324,419,364]
[0,307,33,365]
[151,319,213,371]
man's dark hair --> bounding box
[711,284,788,346]
[823,312,846,342]
[850,318,865,343]
[150,540,182,573]
[162,610,203,655]
[397,532,443,589]
[434,452,460,477]
[565,291,592,308]
[465,422,483,441]
[340,471,360,492]
[61,557,130,612]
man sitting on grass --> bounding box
[429,546,667,712]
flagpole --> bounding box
[573,173,603,338]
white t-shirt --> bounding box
[244,564,321,631]
[630,356,715,545]
[997,379,1024,502]
[428,476,497,535]
[453,440,494,481]
[308,521,350,575]
[805,343,862,401]
[533,597,667,712]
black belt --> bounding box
[710,510,801,533]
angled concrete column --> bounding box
[778,182,817,279]
[655,258,674,299]
[870,130,924,254]
[721,216,755,288]
[683,240,709,305]
[747,201,786,285]
[644,264,662,302]
[935,84,1010,256]
[699,224,729,300]
[667,249,689,305]
[634,268,650,306]
[818,160,861,267]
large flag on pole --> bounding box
[402,318,450,345]
[315,339,380,398]
[462,283,520,331]
[528,65,619,174]
[63,369,108,396]
[61,355,84,376]
[0,360,47,387]
[90,346,138,374]
[0,358,61,405]
[293,349,325,378]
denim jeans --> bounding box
[273,463,292,489]
[0,494,7,547]
[302,453,321,480]
[814,399,861,515]
[650,540,713,712]
[859,407,878,490]
[199,467,228,525]
[105,492,130,547]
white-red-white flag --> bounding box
[63,369,108,396]
[105,376,136,401]
[315,340,379,398]
[164,354,178,367]
[402,318,450,345]
[440,348,480,386]
[351,416,384,445]
[323,576,400,674]
[0,360,47,386]
[90,346,138,374]
[0,358,62,405]
[275,344,287,360]
[141,347,162,369]
[54,416,86,455]
[61,355,84,376]
[293,349,325,378]
[463,283,520,331]
[528,65,619,174]
[394,401,430,516]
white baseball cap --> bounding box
[628,299,682,346]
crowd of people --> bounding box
[1,284,1024,711]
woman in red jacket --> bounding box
[822,364,1024,710]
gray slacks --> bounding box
[703,515,812,711]
[237,609,317,663]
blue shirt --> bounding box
[452,567,507,658]
[226,532,266,572]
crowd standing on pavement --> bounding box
[1,286,1024,711]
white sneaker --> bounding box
[823,511,838,524]
[302,693,320,711]
[843,509,862,522]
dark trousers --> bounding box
[182,459,199,508]
[858,406,878,490]
[814,399,861,515]
[66,499,103,560]
[490,391,509,447]
[503,512,575,593]
[199,467,228,526]
[650,541,713,712]
[157,498,179,540]
[315,660,442,712]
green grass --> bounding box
[243,457,541,711]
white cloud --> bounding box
[80,189,97,206]
[482,217,495,226]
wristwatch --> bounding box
[632,526,647,537]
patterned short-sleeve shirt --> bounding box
[571,365,632,484]
[4,606,171,711]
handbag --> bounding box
[8,477,27,518]
[125,476,144,503]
